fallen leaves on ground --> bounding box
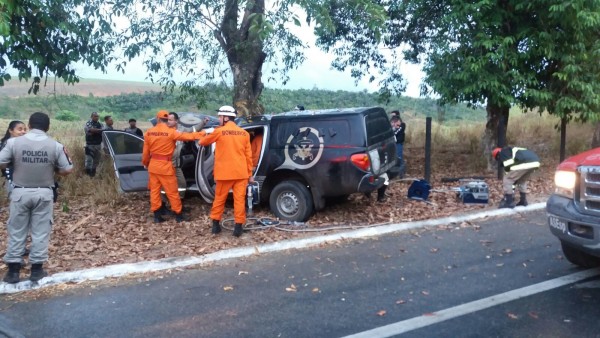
[0,155,555,277]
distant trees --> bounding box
[0,84,485,121]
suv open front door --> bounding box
[102,130,149,192]
[196,143,216,203]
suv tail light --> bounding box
[351,153,370,171]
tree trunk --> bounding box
[481,103,510,171]
[593,121,600,148]
[217,0,266,119]
[231,51,266,118]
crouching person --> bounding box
[0,112,73,283]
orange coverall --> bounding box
[251,133,263,169]
[142,123,203,214]
[199,121,253,224]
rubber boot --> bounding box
[175,212,189,223]
[516,192,528,206]
[211,219,222,234]
[377,185,388,202]
[90,168,96,177]
[85,168,92,177]
[29,263,47,282]
[233,223,243,237]
[154,211,166,223]
[3,263,21,284]
[498,194,515,209]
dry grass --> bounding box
[0,112,595,206]
[403,110,595,173]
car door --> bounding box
[196,125,266,203]
[102,130,149,192]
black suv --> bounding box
[103,107,397,221]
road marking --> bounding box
[343,268,600,338]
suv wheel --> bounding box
[561,241,600,268]
[269,181,314,222]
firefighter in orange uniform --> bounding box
[142,110,204,223]
[199,106,253,237]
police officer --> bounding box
[198,106,253,237]
[492,146,540,208]
[142,110,204,223]
[0,112,73,283]
[84,112,103,177]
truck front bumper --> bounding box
[546,194,600,257]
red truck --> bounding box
[547,147,600,267]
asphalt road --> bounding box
[1,209,599,338]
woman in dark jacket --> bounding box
[0,120,27,197]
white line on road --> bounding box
[342,268,600,338]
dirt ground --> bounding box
[0,149,556,276]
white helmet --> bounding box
[217,105,236,117]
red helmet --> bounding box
[492,147,502,160]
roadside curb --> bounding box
[0,203,546,294]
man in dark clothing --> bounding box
[125,118,144,138]
[84,112,103,177]
[492,146,541,208]
[391,114,406,161]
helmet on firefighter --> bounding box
[492,147,502,160]
[216,105,237,117]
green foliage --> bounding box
[55,110,79,121]
[315,0,600,124]
[94,0,314,114]
[0,0,111,94]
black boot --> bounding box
[29,263,47,282]
[3,263,21,284]
[175,212,189,223]
[233,223,243,237]
[377,185,388,202]
[516,192,528,206]
[154,211,166,223]
[211,219,222,234]
[85,168,92,177]
[498,194,515,209]
[90,168,96,177]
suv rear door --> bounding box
[364,108,397,175]
[102,130,149,192]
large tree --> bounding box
[0,0,111,94]
[315,0,600,167]
[98,0,386,117]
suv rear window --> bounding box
[275,120,350,146]
[365,110,393,145]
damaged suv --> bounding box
[103,107,397,222]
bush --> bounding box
[55,110,80,121]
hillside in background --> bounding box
[0,78,486,122]
[0,77,162,97]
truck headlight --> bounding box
[554,170,576,197]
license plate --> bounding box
[549,216,567,233]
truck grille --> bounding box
[578,166,600,216]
